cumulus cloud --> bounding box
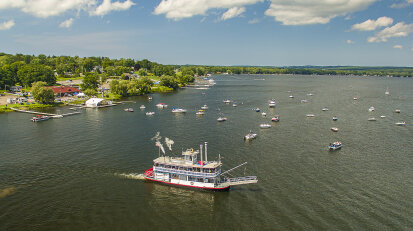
[393,45,403,49]
[59,18,73,28]
[90,0,135,16]
[0,0,134,18]
[153,0,262,20]
[265,0,377,25]
[346,40,354,44]
[351,17,393,31]
[248,18,259,24]
[0,20,15,30]
[368,22,413,43]
[220,7,245,21]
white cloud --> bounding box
[0,20,15,30]
[90,0,135,16]
[153,0,262,20]
[346,40,354,44]
[265,0,377,26]
[391,0,413,8]
[220,7,245,21]
[351,17,393,31]
[0,0,134,18]
[368,22,413,43]
[59,18,73,28]
[248,18,259,24]
[393,45,403,49]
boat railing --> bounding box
[154,167,220,177]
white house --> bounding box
[85,98,112,108]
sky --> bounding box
[0,0,413,67]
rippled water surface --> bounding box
[1,75,413,230]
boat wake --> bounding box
[115,173,145,180]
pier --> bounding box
[10,108,81,118]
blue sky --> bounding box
[0,0,413,66]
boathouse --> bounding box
[47,86,80,97]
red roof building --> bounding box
[46,86,81,96]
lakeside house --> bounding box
[85,98,112,108]
[47,86,81,97]
[10,86,22,92]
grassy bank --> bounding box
[0,103,59,113]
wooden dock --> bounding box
[10,108,81,118]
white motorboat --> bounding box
[301,99,308,103]
[259,123,271,129]
[385,88,390,95]
[395,122,406,126]
[307,93,314,96]
[268,99,276,107]
[329,141,342,150]
[223,99,231,104]
[146,112,155,116]
[196,110,205,115]
[233,102,238,107]
[331,127,339,132]
[172,108,187,113]
[217,117,227,122]
[148,96,152,100]
[353,96,358,100]
[140,105,146,109]
[201,105,208,110]
[124,108,134,112]
[369,106,375,112]
[332,116,338,121]
[261,112,266,117]
[254,108,260,112]
[395,109,401,113]
[31,115,50,122]
[306,114,315,117]
[271,116,280,122]
[322,107,329,111]
[289,95,294,98]
[156,103,168,108]
[244,131,258,140]
[368,117,376,121]
[380,115,386,118]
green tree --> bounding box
[83,88,97,97]
[17,64,55,86]
[31,81,55,103]
[160,76,179,89]
[81,72,99,91]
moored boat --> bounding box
[254,108,260,112]
[353,96,358,100]
[223,99,231,104]
[146,112,155,116]
[369,106,375,112]
[217,117,227,122]
[261,112,266,117]
[331,127,339,132]
[259,123,271,129]
[306,114,315,117]
[196,110,205,115]
[322,107,329,111]
[140,105,146,109]
[244,131,257,140]
[329,141,342,150]
[368,117,376,121]
[268,99,276,107]
[156,103,168,108]
[172,108,187,113]
[395,109,400,113]
[31,115,50,122]
[332,116,338,121]
[380,115,386,118]
[232,102,238,107]
[271,115,280,122]
[124,108,134,112]
[395,122,406,126]
[201,105,208,110]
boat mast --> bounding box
[221,162,248,176]
[200,144,203,166]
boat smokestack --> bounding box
[205,142,208,163]
[200,144,203,166]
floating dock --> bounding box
[10,108,81,118]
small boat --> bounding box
[146,112,155,116]
[172,108,187,113]
[244,131,258,140]
[331,127,339,132]
[261,112,267,117]
[332,116,338,121]
[201,105,208,110]
[395,109,401,113]
[271,116,280,122]
[369,106,375,112]
[301,99,308,103]
[259,123,271,129]
[306,114,315,117]
[232,102,238,107]
[289,95,294,98]
[156,103,168,108]
[380,115,386,118]
[31,115,50,122]
[140,105,146,109]
[124,108,134,112]
[395,122,406,126]
[148,96,152,100]
[196,110,205,115]
[307,93,314,96]
[353,96,358,100]
[322,107,329,111]
[217,117,227,122]
[254,108,260,112]
[329,141,342,150]
[223,99,231,104]
[368,117,376,121]
[385,88,390,95]
[268,99,276,107]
